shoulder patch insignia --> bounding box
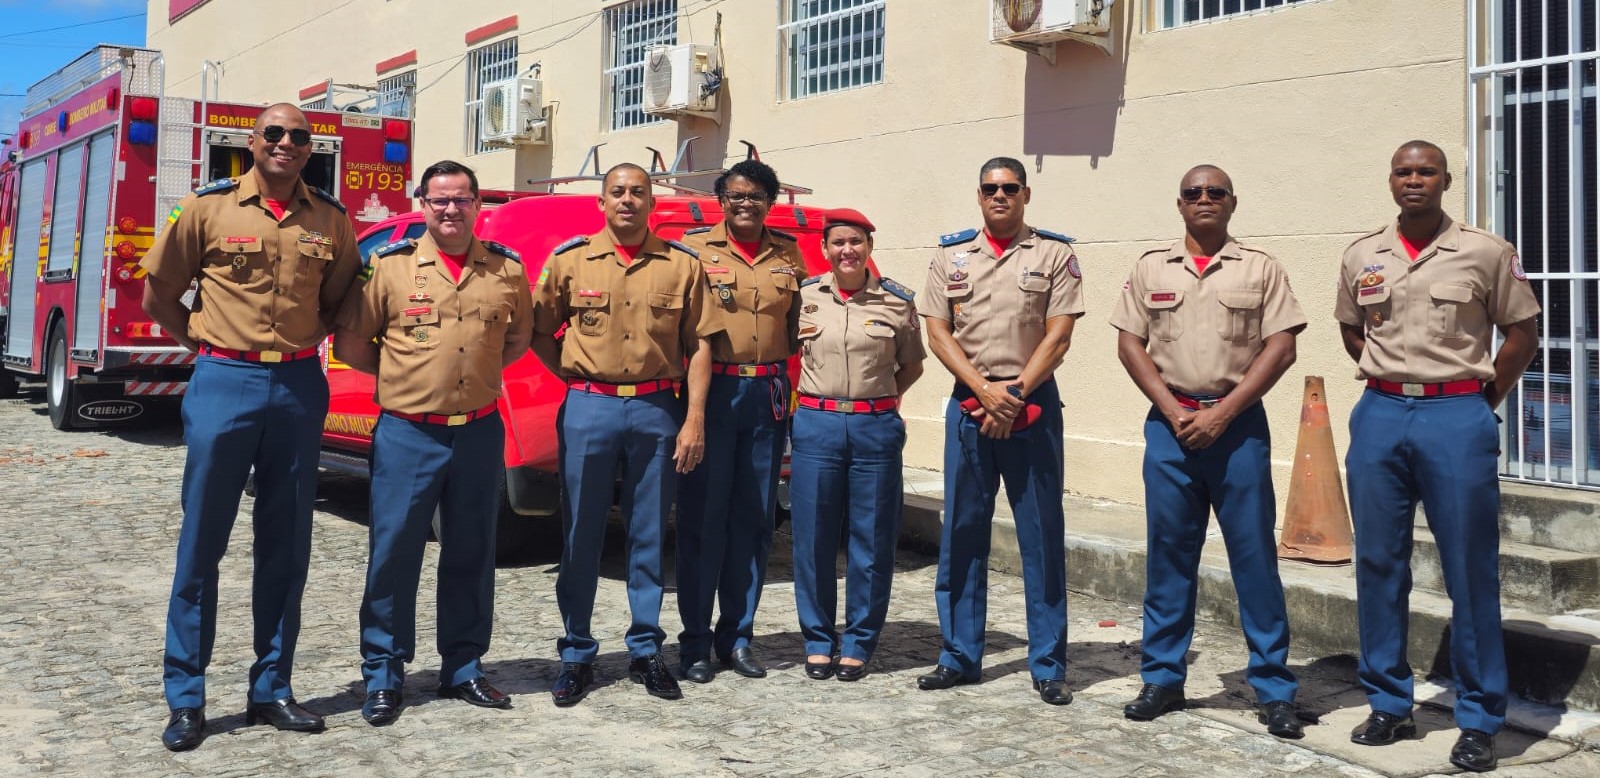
[1035,228,1074,243]
[193,178,238,196]
[879,277,915,302]
[666,239,700,259]
[310,186,346,213]
[1066,254,1082,279]
[683,226,713,235]
[373,239,415,259]
[552,235,589,255]
[769,229,798,242]
[938,228,979,247]
[800,276,822,288]
[1511,252,1528,281]
[483,240,521,263]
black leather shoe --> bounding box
[1034,679,1073,706]
[439,676,511,709]
[629,654,683,700]
[681,658,715,684]
[836,662,867,682]
[1349,710,1417,746]
[361,689,402,726]
[1450,729,1497,772]
[722,646,767,679]
[1123,683,1186,721]
[161,707,205,751]
[551,662,594,707]
[917,665,975,691]
[805,658,835,680]
[1258,700,1304,739]
[244,698,325,732]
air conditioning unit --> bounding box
[479,75,548,146]
[642,44,720,118]
[990,0,1114,45]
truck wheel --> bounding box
[46,326,84,430]
[495,477,557,565]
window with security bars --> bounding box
[1469,0,1600,487]
[378,70,415,118]
[605,0,677,131]
[781,0,885,101]
[1162,0,1314,27]
[465,37,519,155]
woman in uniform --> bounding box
[789,209,926,681]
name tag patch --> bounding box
[577,290,604,298]
[1150,292,1177,302]
[403,306,432,317]
[946,282,969,293]
[226,236,258,244]
[1359,286,1386,297]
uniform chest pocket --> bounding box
[215,240,267,282]
[1215,289,1264,343]
[761,271,799,312]
[1356,285,1393,332]
[400,307,441,350]
[798,321,825,369]
[570,291,610,336]
[947,286,974,328]
[1428,282,1478,341]
[1018,274,1052,322]
[1146,290,1184,342]
[648,291,684,335]
[479,303,510,334]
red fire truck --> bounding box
[0,46,413,428]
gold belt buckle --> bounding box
[839,400,856,413]
[446,414,468,426]
[258,350,283,363]
[738,365,759,377]
[1402,383,1426,397]
[617,384,638,397]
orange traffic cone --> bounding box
[1277,376,1354,565]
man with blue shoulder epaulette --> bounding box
[333,160,532,726]
[140,103,362,750]
[916,156,1083,705]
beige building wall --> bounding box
[146,0,1471,507]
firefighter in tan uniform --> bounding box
[140,104,361,750]
[1336,141,1540,773]
[675,160,806,683]
[789,208,925,682]
[1110,165,1306,738]
[917,156,1082,705]
[530,163,721,706]
[333,161,533,726]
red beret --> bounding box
[822,208,876,235]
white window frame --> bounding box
[465,37,519,155]
[1159,0,1317,28]
[604,0,678,131]
[377,70,416,119]
[779,0,886,101]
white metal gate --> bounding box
[1470,0,1600,488]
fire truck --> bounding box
[0,46,413,428]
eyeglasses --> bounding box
[259,125,312,147]
[1180,186,1232,203]
[722,192,770,205]
[423,197,476,211]
[980,182,1023,198]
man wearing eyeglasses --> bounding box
[141,103,361,751]
[1336,140,1539,773]
[916,156,1082,705]
[673,159,806,683]
[332,160,532,726]
[1109,165,1306,739]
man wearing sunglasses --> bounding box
[141,103,362,750]
[916,156,1082,705]
[1110,165,1307,739]
[333,160,532,725]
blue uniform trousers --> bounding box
[1139,402,1297,703]
[935,380,1068,683]
[556,388,682,663]
[1347,389,1506,734]
[675,373,787,661]
[163,355,327,709]
[359,411,502,691]
[789,406,905,662]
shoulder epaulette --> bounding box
[311,186,346,213]
[879,277,915,302]
[373,239,414,259]
[938,228,979,247]
[193,178,238,196]
[483,240,521,263]
[666,239,699,259]
[769,229,798,242]
[1347,224,1389,249]
[800,276,822,288]
[683,226,713,235]
[1035,228,1074,243]
[552,235,589,255]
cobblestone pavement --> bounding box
[1,388,1596,777]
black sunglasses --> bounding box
[1180,186,1232,203]
[980,182,1023,198]
[259,125,313,147]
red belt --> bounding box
[797,394,898,414]
[567,378,679,397]
[1367,379,1484,398]
[1172,390,1226,410]
[199,344,319,363]
[387,403,497,427]
[713,361,785,377]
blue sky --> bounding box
[0,0,148,140]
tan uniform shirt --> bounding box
[140,174,361,352]
[1109,239,1307,396]
[336,233,533,416]
[1334,216,1541,383]
[679,222,807,364]
[530,229,720,382]
[796,272,926,399]
[917,226,1085,378]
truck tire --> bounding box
[495,477,559,565]
[46,326,84,430]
